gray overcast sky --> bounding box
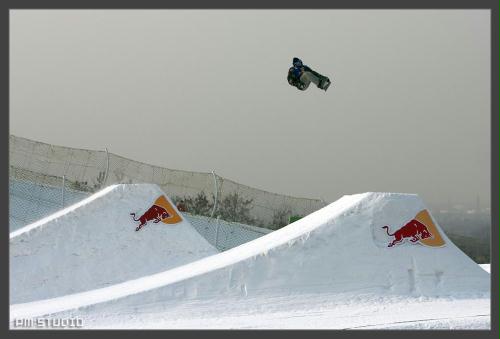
[10,10,490,207]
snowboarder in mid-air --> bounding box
[287,57,331,92]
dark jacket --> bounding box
[287,67,306,90]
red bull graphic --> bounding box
[382,219,432,247]
[382,210,445,248]
[131,195,183,231]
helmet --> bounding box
[293,57,303,67]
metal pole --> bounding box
[62,175,66,207]
[210,170,218,218]
[214,217,220,248]
[103,147,110,187]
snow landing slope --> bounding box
[10,192,489,321]
[10,184,218,304]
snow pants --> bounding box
[299,71,322,90]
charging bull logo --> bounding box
[382,210,446,248]
[131,205,169,231]
[131,195,183,231]
[382,219,432,247]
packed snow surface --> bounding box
[71,294,491,329]
[10,186,490,329]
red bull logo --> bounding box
[382,210,445,248]
[382,219,432,247]
[131,195,183,231]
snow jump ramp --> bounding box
[10,192,489,321]
[10,184,218,304]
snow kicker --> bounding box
[10,184,218,304]
[10,190,489,321]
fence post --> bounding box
[210,170,218,218]
[103,147,110,187]
[62,175,66,207]
[214,216,220,249]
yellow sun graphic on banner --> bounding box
[154,195,183,224]
[415,210,445,247]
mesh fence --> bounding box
[9,177,90,232]
[184,214,272,251]
[9,135,327,231]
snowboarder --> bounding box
[287,57,331,91]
